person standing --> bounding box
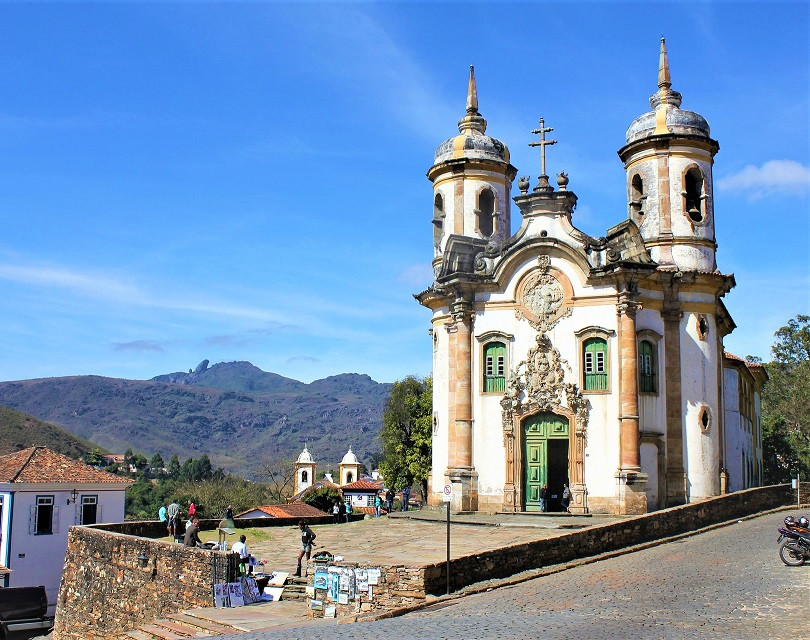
[187,500,197,518]
[345,501,353,523]
[401,486,411,511]
[385,488,394,514]
[232,534,250,574]
[540,485,548,513]
[331,501,340,524]
[167,500,181,537]
[561,483,572,513]
[294,521,316,577]
[220,505,235,529]
[158,504,168,524]
[374,494,382,517]
[338,499,346,523]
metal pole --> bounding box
[798,475,801,509]
[446,501,450,595]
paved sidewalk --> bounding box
[203,509,623,574]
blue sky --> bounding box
[0,2,807,384]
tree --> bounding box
[761,315,810,482]
[259,454,297,504]
[379,376,432,500]
[302,487,341,513]
[149,453,165,474]
[167,454,181,478]
[84,448,104,466]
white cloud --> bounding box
[717,160,810,199]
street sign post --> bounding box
[443,484,452,594]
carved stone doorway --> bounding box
[523,412,569,511]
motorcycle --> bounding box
[777,515,810,567]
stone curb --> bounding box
[349,504,796,625]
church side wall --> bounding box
[680,310,721,499]
[723,366,745,493]
[429,312,450,504]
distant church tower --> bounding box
[339,447,360,485]
[294,446,316,494]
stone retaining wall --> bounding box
[53,526,239,640]
[316,484,791,618]
[791,481,810,506]
[424,484,791,593]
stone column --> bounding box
[663,277,686,505]
[446,298,478,512]
[615,289,647,514]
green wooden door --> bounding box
[523,413,569,512]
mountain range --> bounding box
[0,361,391,479]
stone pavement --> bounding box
[210,510,808,640]
[205,509,621,574]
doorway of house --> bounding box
[522,412,569,512]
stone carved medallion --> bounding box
[515,256,571,332]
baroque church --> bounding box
[417,40,766,515]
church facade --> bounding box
[417,40,765,515]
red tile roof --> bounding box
[0,447,133,485]
[340,480,382,492]
[236,503,327,518]
[724,351,765,368]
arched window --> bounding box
[630,174,645,217]
[301,470,308,484]
[684,168,704,223]
[639,340,656,393]
[346,472,353,484]
[583,338,608,391]
[433,193,445,250]
[477,188,494,238]
[483,341,506,392]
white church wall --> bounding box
[640,442,660,510]
[667,151,715,272]
[430,314,451,498]
[723,366,745,493]
[680,312,720,499]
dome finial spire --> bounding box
[458,66,487,134]
[658,37,671,90]
[466,65,479,114]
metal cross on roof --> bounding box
[529,117,557,177]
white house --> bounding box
[0,446,132,609]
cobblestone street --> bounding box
[213,510,808,640]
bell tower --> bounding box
[427,67,517,274]
[618,38,720,272]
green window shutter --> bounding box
[483,342,506,393]
[584,338,608,390]
[639,340,656,392]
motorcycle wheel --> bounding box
[779,540,807,566]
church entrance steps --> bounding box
[166,613,239,634]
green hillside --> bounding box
[0,404,101,459]
[0,363,391,479]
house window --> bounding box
[583,338,608,391]
[477,188,495,238]
[35,496,54,535]
[81,495,98,525]
[639,340,657,393]
[483,341,506,393]
[367,495,375,507]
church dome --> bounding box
[297,446,313,464]
[341,447,358,465]
[625,38,711,145]
[433,66,510,165]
